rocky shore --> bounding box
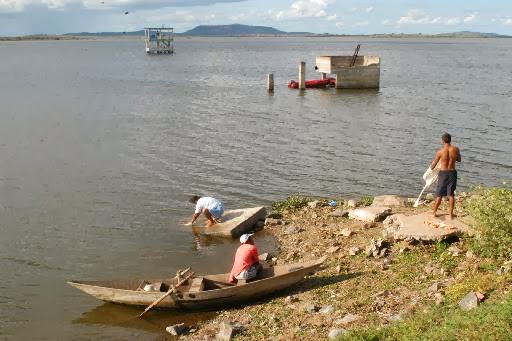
[172,193,511,340]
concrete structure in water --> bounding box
[315,55,380,89]
[144,27,174,54]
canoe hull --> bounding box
[68,257,325,310]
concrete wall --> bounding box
[315,55,380,89]
[335,64,380,89]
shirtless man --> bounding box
[431,133,461,219]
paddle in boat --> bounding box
[68,256,326,310]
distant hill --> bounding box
[65,24,311,37]
[62,27,510,38]
[181,24,287,36]
[435,31,511,38]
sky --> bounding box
[0,0,511,36]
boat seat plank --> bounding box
[189,277,205,292]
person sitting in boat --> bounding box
[228,233,262,283]
[185,195,224,227]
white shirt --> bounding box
[195,197,222,214]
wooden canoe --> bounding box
[68,257,326,310]
[202,206,267,238]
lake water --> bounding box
[0,37,511,339]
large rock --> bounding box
[383,212,469,242]
[459,292,480,311]
[216,321,242,341]
[334,313,360,325]
[349,207,391,222]
[330,209,349,217]
[372,195,408,207]
[166,323,187,336]
[328,328,347,339]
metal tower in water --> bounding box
[144,27,174,54]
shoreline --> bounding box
[1,35,510,42]
[178,192,511,340]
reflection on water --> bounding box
[74,303,216,338]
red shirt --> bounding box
[228,243,259,283]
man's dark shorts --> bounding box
[436,170,457,197]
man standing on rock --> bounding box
[431,133,461,219]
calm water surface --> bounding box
[0,37,511,339]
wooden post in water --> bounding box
[299,62,306,90]
[267,73,274,92]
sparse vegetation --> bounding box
[360,196,374,207]
[466,186,512,259]
[271,195,311,213]
[339,292,512,341]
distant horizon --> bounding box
[1,1,511,36]
[3,24,511,38]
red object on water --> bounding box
[288,78,336,89]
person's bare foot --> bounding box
[206,220,216,228]
[432,212,439,218]
[449,214,457,220]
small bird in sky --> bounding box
[124,11,129,15]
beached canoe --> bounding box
[68,257,326,310]
[202,206,267,238]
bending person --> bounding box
[228,234,262,283]
[185,195,224,227]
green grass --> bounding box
[360,196,374,207]
[466,186,512,259]
[339,293,512,341]
[271,195,311,213]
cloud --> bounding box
[327,14,336,21]
[397,9,468,26]
[503,17,512,26]
[463,12,477,23]
[335,21,343,28]
[0,0,248,13]
[381,19,390,25]
[444,17,460,26]
[0,0,30,12]
[272,0,335,20]
[354,20,369,26]
[365,6,373,13]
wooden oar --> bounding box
[138,271,195,317]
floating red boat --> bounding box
[288,78,336,89]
